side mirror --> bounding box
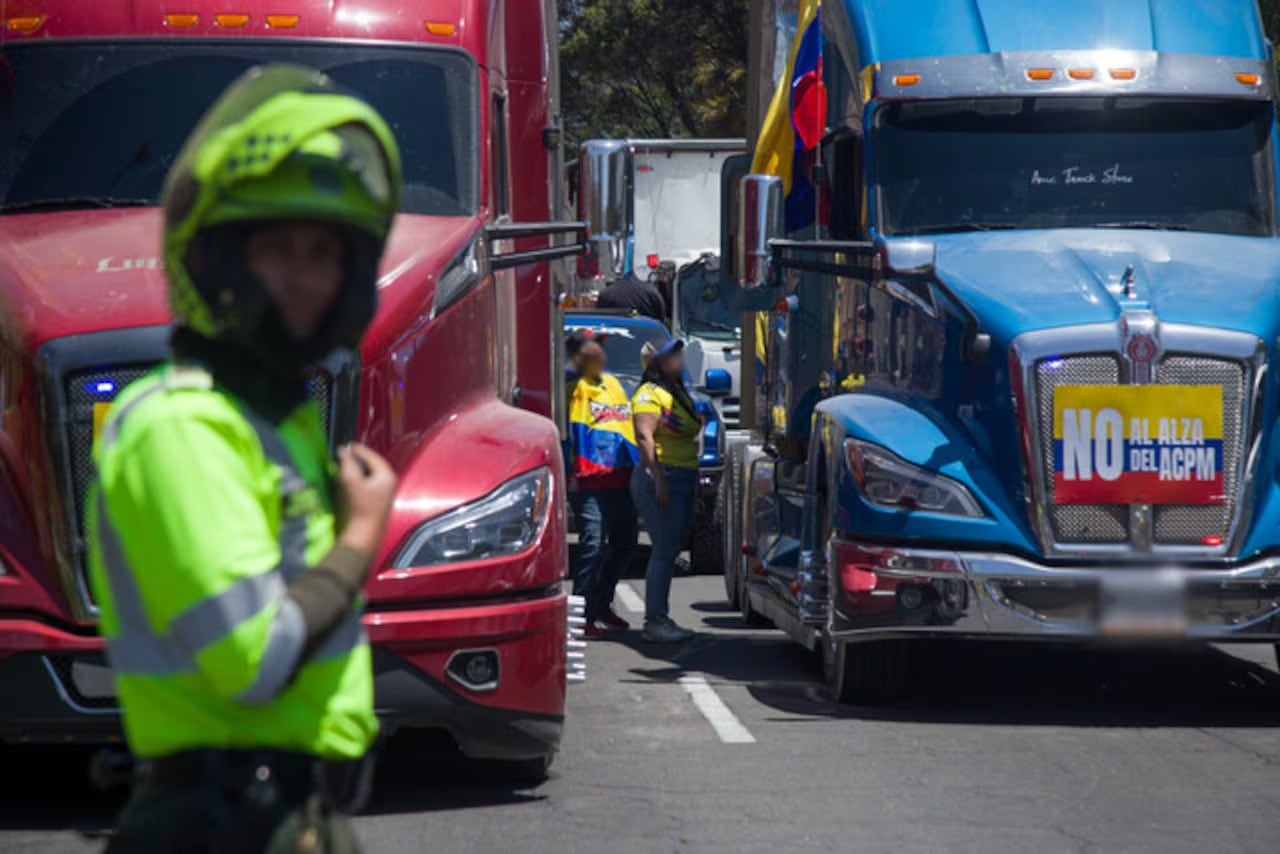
[883,239,937,277]
[577,140,633,277]
[736,173,783,288]
[704,368,732,396]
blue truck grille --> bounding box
[1034,352,1246,551]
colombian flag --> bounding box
[750,0,826,232]
[567,373,639,483]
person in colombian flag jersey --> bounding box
[565,329,640,639]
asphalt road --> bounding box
[4,574,1280,854]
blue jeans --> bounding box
[630,465,697,622]
[569,488,638,620]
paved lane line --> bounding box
[615,582,645,614]
[678,674,756,744]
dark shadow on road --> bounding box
[0,731,550,836]
[0,745,121,837]
[362,730,549,816]
[621,597,1280,729]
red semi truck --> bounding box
[0,1,583,776]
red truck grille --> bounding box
[61,365,334,610]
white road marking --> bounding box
[615,582,645,614]
[678,673,756,744]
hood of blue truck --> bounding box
[922,230,1280,347]
[831,229,1280,558]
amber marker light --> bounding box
[215,13,250,28]
[5,15,46,33]
[164,13,199,27]
[1026,68,1055,81]
[1236,72,1261,86]
[892,73,921,86]
[266,14,299,28]
[425,21,456,36]
[1067,68,1096,80]
[1109,68,1137,80]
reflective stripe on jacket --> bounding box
[86,364,376,760]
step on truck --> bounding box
[0,0,584,776]
[707,0,1280,702]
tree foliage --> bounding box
[559,0,749,143]
[561,1,1280,145]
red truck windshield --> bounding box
[0,41,479,216]
[874,97,1276,238]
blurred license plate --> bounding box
[92,402,110,445]
[70,659,116,700]
[1099,569,1187,638]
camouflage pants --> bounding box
[104,782,362,854]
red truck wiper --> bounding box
[0,197,154,214]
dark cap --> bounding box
[566,327,607,357]
[640,337,684,366]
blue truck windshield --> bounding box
[875,98,1275,238]
[0,41,479,216]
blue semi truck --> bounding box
[699,0,1280,702]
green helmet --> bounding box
[162,64,402,364]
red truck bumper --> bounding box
[0,588,570,760]
[367,586,569,761]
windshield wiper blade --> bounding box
[1094,221,1193,231]
[0,197,154,214]
[901,222,1022,235]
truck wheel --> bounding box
[721,448,743,607]
[689,507,723,576]
[823,634,908,705]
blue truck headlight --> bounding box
[393,467,552,567]
[844,439,982,518]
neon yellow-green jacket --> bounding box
[86,365,376,760]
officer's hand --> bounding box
[337,443,397,559]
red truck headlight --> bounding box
[392,467,552,568]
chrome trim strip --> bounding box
[875,52,1274,101]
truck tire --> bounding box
[689,501,723,576]
[721,447,742,607]
[823,634,908,704]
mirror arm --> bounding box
[487,221,588,271]
[770,240,990,363]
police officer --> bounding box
[87,65,401,852]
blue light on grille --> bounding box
[88,380,116,395]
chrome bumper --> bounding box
[828,540,1280,642]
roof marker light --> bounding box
[5,15,45,33]
[893,73,921,87]
[1067,68,1096,80]
[1235,72,1261,87]
[266,14,299,28]
[215,13,249,28]
[1026,68,1054,81]
[425,20,456,36]
[164,13,199,27]
[1109,68,1137,80]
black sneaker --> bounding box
[642,617,694,643]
